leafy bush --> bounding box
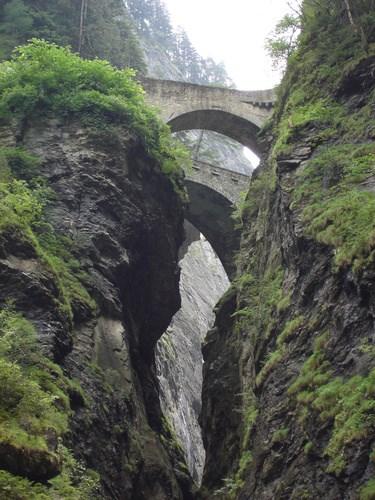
[0,146,40,181]
[0,448,100,499]
[0,308,69,450]
[0,178,45,229]
[0,39,190,185]
[0,470,50,499]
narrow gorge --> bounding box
[0,1,374,500]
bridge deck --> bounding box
[139,77,276,106]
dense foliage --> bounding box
[0,0,232,87]
[0,0,146,72]
[265,14,300,71]
[0,307,99,498]
[0,39,189,191]
[266,0,375,71]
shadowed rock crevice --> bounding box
[156,222,229,484]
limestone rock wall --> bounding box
[176,130,254,176]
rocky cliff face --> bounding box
[0,116,196,499]
[200,15,375,500]
[156,223,229,484]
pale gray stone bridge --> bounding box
[140,77,275,156]
[140,77,276,277]
[188,160,249,205]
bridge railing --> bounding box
[189,159,251,182]
[184,159,251,204]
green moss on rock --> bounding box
[293,143,375,271]
[360,478,375,500]
[0,307,98,495]
[289,332,375,475]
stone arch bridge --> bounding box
[140,77,276,278]
[185,160,250,277]
[140,77,275,156]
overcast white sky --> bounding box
[163,0,291,90]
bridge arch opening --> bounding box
[184,179,240,279]
[168,109,263,157]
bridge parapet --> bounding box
[185,160,250,205]
[140,77,276,109]
[140,78,275,127]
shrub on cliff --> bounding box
[0,39,190,186]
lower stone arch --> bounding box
[184,179,240,279]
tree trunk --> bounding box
[193,130,204,161]
[78,0,87,55]
[343,0,368,51]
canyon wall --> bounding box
[0,51,196,497]
[200,11,375,500]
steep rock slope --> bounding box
[157,226,229,484]
[0,42,196,499]
[201,5,375,499]
[176,131,254,176]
